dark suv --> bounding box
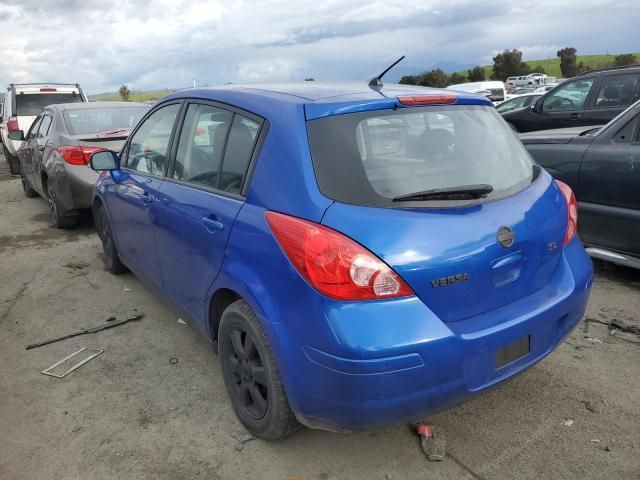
[502,65,640,132]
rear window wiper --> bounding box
[392,184,494,202]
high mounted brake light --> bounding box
[556,180,578,245]
[266,211,414,301]
[397,95,457,106]
[39,87,57,92]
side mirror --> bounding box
[8,130,24,141]
[90,150,119,171]
[531,98,543,114]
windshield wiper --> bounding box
[392,184,494,202]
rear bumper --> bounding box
[53,164,98,211]
[278,239,593,431]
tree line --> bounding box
[400,49,638,88]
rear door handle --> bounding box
[569,113,581,120]
[202,216,224,232]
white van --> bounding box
[447,81,506,104]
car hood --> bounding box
[519,126,602,145]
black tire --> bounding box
[21,173,38,198]
[219,300,298,440]
[3,145,20,175]
[45,178,77,229]
[96,204,128,274]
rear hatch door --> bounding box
[322,175,567,322]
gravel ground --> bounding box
[0,158,638,480]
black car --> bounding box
[503,65,640,132]
[520,100,640,268]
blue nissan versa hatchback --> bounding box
[90,83,593,439]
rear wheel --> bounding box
[219,300,298,439]
[21,173,38,198]
[3,145,20,175]
[46,178,77,229]
[96,204,128,274]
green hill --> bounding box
[89,89,175,102]
[458,53,640,79]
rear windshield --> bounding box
[63,107,147,136]
[15,93,83,116]
[307,105,536,208]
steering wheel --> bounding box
[129,150,165,175]
[560,97,575,110]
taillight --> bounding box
[265,211,414,301]
[56,146,105,165]
[39,87,57,92]
[7,117,19,133]
[397,95,457,106]
[556,180,578,245]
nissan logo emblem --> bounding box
[497,226,515,248]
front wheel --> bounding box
[219,300,298,440]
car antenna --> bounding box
[368,55,406,90]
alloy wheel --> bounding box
[225,326,269,419]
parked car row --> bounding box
[1,76,600,440]
[501,65,640,132]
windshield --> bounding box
[307,105,536,208]
[16,93,83,116]
[64,107,147,135]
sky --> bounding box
[0,0,637,94]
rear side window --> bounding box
[173,103,233,189]
[15,93,83,116]
[37,115,52,138]
[307,106,535,208]
[594,73,640,109]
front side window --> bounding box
[126,104,180,176]
[611,113,640,144]
[37,115,52,138]
[308,105,536,208]
[594,74,640,109]
[543,78,595,111]
[173,103,233,189]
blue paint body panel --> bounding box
[94,82,593,431]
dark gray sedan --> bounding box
[15,102,147,227]
[520,100,640,269]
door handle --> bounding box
[569,113,581,120]
[202,216,224,232]
[626,155,634,171]
[141,193,153,204]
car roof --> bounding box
[49,101,147,112]
[164,82,493,120]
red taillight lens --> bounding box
[56,146,105,165]
[556,180,578,245]
[397,95,457,106]
[7,116,19,133]
[266,211,414,301]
